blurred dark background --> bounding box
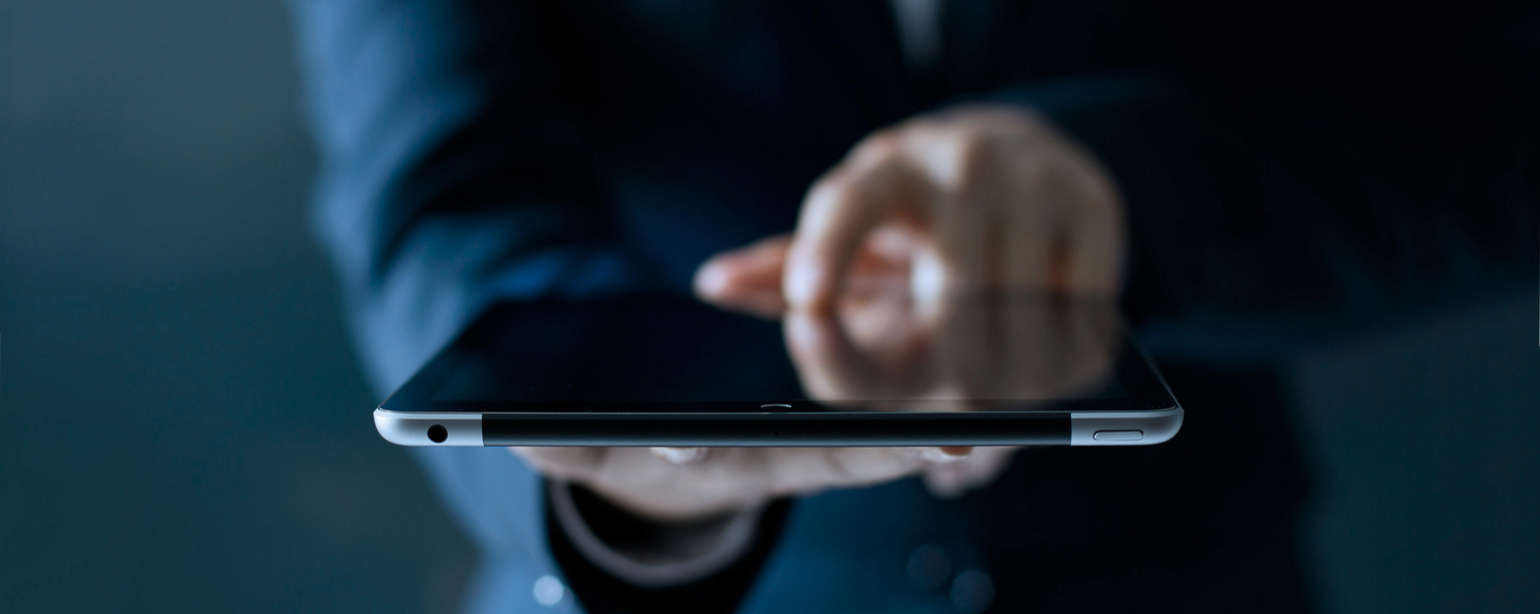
[0,1,1535,613]
[0,1,475,612]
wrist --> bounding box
[547,480,764,587]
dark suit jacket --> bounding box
[286,0,1538,611]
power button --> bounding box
[1092,430,1144,442]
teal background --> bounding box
[0,1,476,611]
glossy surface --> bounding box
[386,294,1166,413]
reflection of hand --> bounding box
[507,445,970,522]
[777,292,1116,499]
[783,293,1118,410]
[695,106,1126,315]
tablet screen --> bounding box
[385,294,1173,415]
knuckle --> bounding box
[806,173,851,208]
[849,130,904,169]
[865,130,903,153]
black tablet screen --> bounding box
[387,294,1169,414]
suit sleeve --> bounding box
[286,2,789,612]
[288,0,659,394]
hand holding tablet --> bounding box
[490,290,1131,520]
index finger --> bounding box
[785,157,932,310]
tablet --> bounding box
[374,294,1182,447]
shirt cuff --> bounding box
[545,480,764,587]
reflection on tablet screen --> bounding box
[428,293,1129,411]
